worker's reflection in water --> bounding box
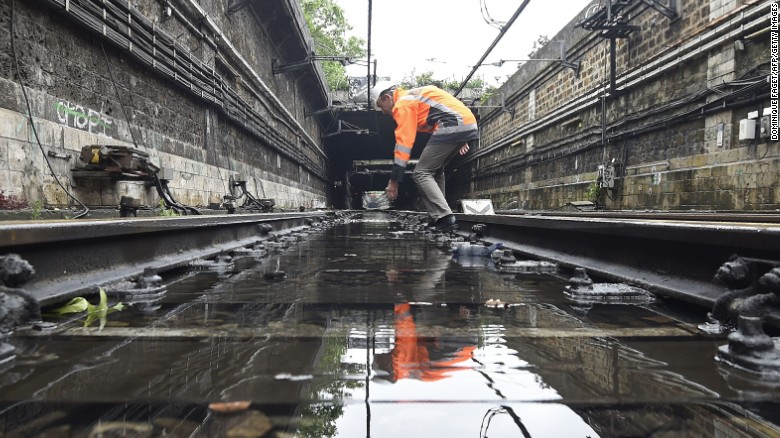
[377,247,479,381]
[375,302,477,382]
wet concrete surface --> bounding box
[1,212,779,437]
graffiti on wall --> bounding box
[55,101,113,135]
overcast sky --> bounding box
[337,0,597,86]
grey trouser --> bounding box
[412,142,463,221]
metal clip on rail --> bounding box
[0,254,40,367]
[705,255,780,373]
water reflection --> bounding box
[298,216,780,437]
[373,303,477,382]
[1,214,779,437]
[327,302,599,437]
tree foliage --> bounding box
[528,34,550,58]
[480,85,498,104]
[400,71,485,93]
[301,0,366,91]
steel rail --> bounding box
[0,212,330,306]
[454,212,780,323]
[3,211,779,320]
[496,210,780,224]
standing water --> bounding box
[1,212,778,437]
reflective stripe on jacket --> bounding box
[390,86,479,181]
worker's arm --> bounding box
[390,105,417,182]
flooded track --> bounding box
[2,212,780,437]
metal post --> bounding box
[367,0,373,111]
[607,0,616,96]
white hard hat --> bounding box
[370,80,397,110]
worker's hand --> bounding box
[385,179,399,201]
[459,143,470,155]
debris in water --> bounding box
[484,299,507,308]
[274,373,313,381]
[219,410,272,438]
[263,271,286,281]
[452,242,502,257]
[88,421,153,437]
[209,401,252,414]
[498,260,558,275]
[564,269,653,304]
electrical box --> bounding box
[760,116,770,139]
[598,164,615,189]
[739,119,756,140]
[159,167,174,182]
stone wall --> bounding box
[454,0,778,212]
[0,0,330,212]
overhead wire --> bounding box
[455,0,532,96]
[479,0,506,30]
[10,0,89,219]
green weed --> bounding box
[157,199,179,216]
[50,288,125,331]
[585,181,601,203]
[30,199,43,220]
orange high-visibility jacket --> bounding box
[389,86,479,181]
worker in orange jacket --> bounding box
[371,82,479,231]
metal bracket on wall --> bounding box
[469,93,516,118]
[640,0,678,20]
[304,106,334,117]
[578,0,677,95]
[559,60,580,77]
[321,120,369,138]
[486,42,581,77]
[273,53,361,75]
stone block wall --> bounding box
[0,0,330,212]
[454,0,778,212]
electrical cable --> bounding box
[480,0,505,30]
[101,42,143,152]
[101,42,202,215]
[45,0,328,181]
[10,0,89,219]
[597,4,611,207]
[600,38,609,165]
[606,65,768,132]
[212,134,231,197]
[471,70,768,183]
